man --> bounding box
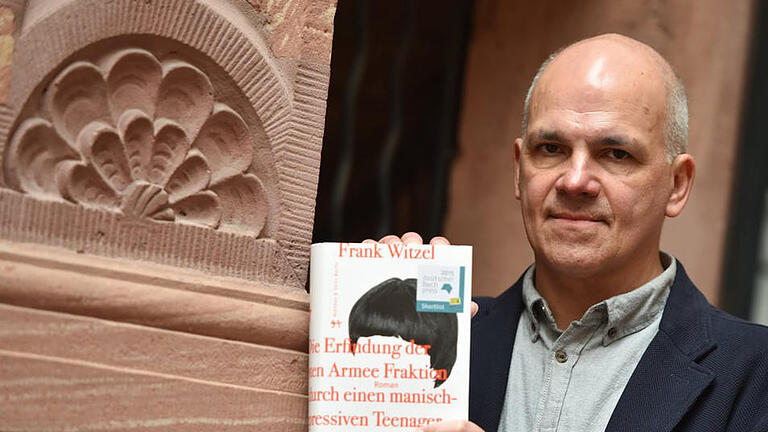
[367,33,768,431]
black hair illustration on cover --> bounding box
[348,277,458,388]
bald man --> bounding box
[370,34,768,431]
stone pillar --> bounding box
[0,0,336,429]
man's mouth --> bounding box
[548,212,606,225]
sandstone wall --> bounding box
[0,0,336,429]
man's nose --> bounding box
[554,151,600,197]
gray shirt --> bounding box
[498,254,676,432]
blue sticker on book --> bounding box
[416,265,465,313]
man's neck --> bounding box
[534,254,665,330]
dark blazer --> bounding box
[469,262,768,432]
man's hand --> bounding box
[362,232,479,318]
[419,419,485,432]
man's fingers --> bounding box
[471,301,478,318]
[378,235,402,245]
[402,232,424,245]
[362,239,377,244]
[420,419,485,432]
[373,233,451,246]
[430,236,451,246]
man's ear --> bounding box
[666,153,695,217]
[514,138,523,200]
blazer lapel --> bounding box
[469,277,524,432]
[606,263,716,432]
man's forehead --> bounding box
[551,34,674,76]
[540,40,665,95]
[529,38,668,130]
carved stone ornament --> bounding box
[5,48,268,235]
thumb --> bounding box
[471,301,478,318]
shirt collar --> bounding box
[522,253,676,346]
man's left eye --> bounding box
[609,149,630,160]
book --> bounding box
[308,242,473,431]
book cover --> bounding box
[308,242,473,431]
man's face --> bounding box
[514,49,677,278]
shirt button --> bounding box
[555,349,568,363]
[607,327,618,338]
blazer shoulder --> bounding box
[708,305,768,354]
[666,262,768,359]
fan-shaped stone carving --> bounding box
[6,48,267,235]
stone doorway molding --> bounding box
[0,0,336,429]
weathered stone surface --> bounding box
[0,6,14,105]
[0,303,308,395]
[246,0,336,64]
[0,241,311,352]
[0,304,308,430]
[0,0,335,429]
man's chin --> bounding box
[536,247,611,276]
